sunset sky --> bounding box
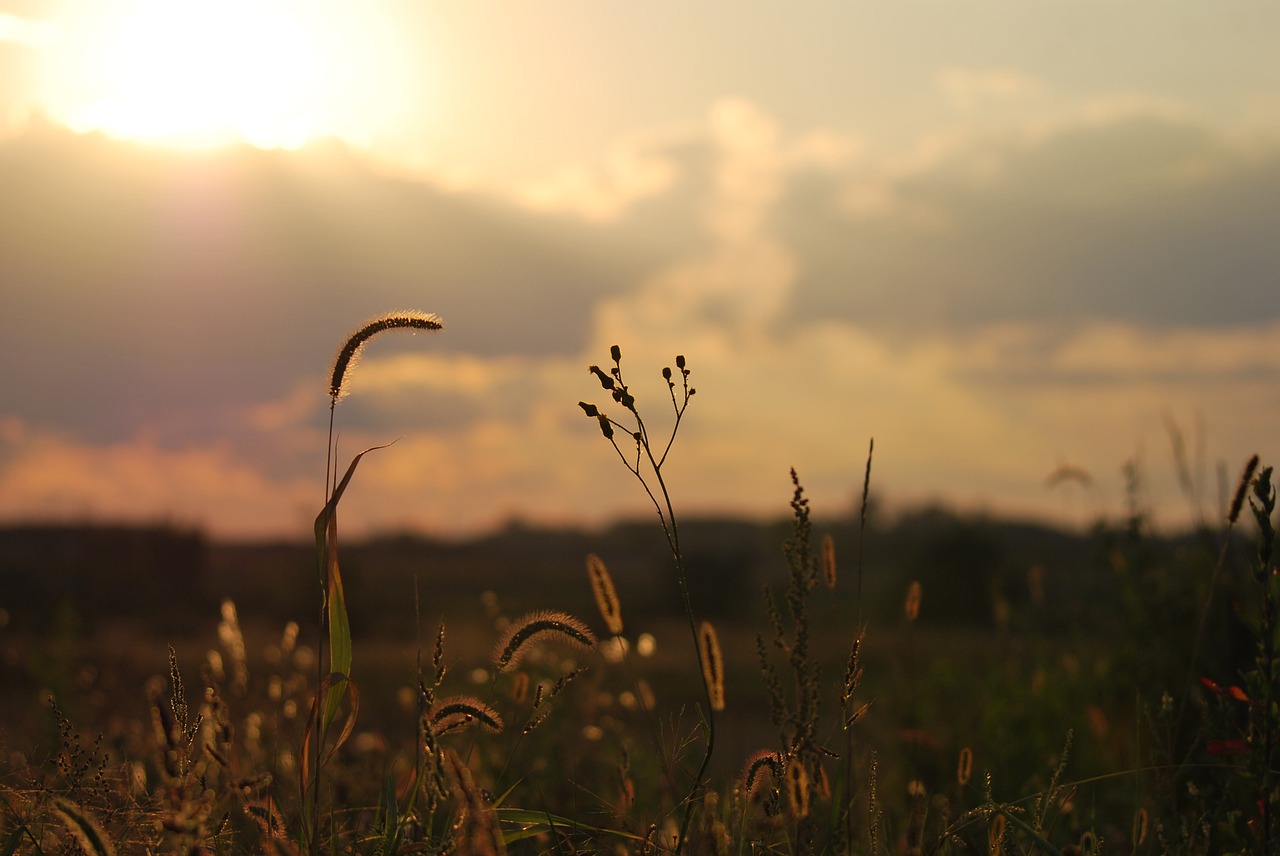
[1,2,1278,539]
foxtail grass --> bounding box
[327,311,443,403]
[698,621,725,713]
[587,553,624,636]
[428,696,505,735]
[491,610,597,673]
[307,310,442,853]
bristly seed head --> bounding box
[587,553,624,635]
[1229,453,1260,525]
[329,311,442,402]
[428,696,504,735]
[492,610,597,672]
[699,621,725,712]
[738,750,783,799]
[821,533,836,590]
[904,580,922,623]
[785,759,810,819]
[957,746,973,786]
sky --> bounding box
[0,1,1278,539]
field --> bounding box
[0,332,1277,855]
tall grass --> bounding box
[1,317,1277,854]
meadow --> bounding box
[0,313,1277,855]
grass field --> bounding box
[0,320,1276,855]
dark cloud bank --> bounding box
[2,113,1277,454]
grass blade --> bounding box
[496,807,645,846]
[314,443,391,729]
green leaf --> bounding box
[313,443,392,730]
[378,769,403,855]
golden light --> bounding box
[40,0,408,150]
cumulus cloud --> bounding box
[2,99,1279,537]
[287,100,1280,535]
[0,423,317,537]
[518,135,681,222]
[937,67,1042,110]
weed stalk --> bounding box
[579,345,711,853]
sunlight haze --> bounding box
[35,0,411,149]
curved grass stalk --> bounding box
[304,311,441,853]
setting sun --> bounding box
[40,0,407,149]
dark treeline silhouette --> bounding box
[0,523,209,630]
[0,509,1254,654]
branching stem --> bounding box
[582,349,709,855]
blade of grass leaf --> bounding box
[313,442,392,728]
[379,769,403,854]
[995,808,1066,856]
[301,673,361,774]
[496,808,646,846]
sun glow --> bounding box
[41,1,407,150]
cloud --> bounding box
[209,312,1280,537]
[518,135,681,222]
[2,100,1279,537]
[782,108,1280,333]
[0,423,317,538]
[937,67,1042,110]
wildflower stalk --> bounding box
[579,346,711,854]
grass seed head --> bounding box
[1132,806,1149,847]
[699,620,726,712]
[822,533,836,589]
[587,553,624,635]
[329,311,442,402]
[957,746,973,786]
[428,696,504,735]
[738,750,783,800]
[492,610,597,673]
[1229,453,1260,524]
[785,759,810,819]
[905,580,922,623]
[988,812,1006,855]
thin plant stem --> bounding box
[581,349,711,855]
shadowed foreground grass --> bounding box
[0,324,1276,855]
